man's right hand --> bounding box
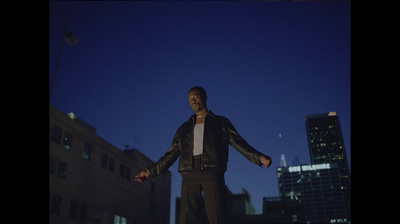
[134,170,150,183]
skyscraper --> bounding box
[280,154,287,167]
[277,163,348,224]
[278,133,287,167]
[305,111,350,220]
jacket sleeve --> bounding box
[146,126,181,178]
[225,118,266,166]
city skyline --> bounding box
[49,1,351,223]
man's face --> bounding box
[188,90,207,113]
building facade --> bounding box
[175,187,257,224]
[305,111,351,220]
[49,105,171,224]
[231,188,256,218]
[277,163,348,224]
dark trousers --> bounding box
[180,155,226,224]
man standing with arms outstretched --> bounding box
[134,86,272,224]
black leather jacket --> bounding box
[146,111,266,177]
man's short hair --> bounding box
[188,86,207,99]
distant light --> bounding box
[279,133,282,138]
[328,111,337,116]
[67,112,77,120]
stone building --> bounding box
[49,105,171,224]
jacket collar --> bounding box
[189,110,215,122]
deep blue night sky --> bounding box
[50,1,350,223]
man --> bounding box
[134,86,272,224]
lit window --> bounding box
[292,214,298,222]
[63,131,73,150]
[114,214,127,224]
[114,215,120,224]
[83,143,91,160]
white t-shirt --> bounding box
[193,123,205,156]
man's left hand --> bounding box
[260,155,272,168]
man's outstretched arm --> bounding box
[225,118,272,168]
[133,145,179,182]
